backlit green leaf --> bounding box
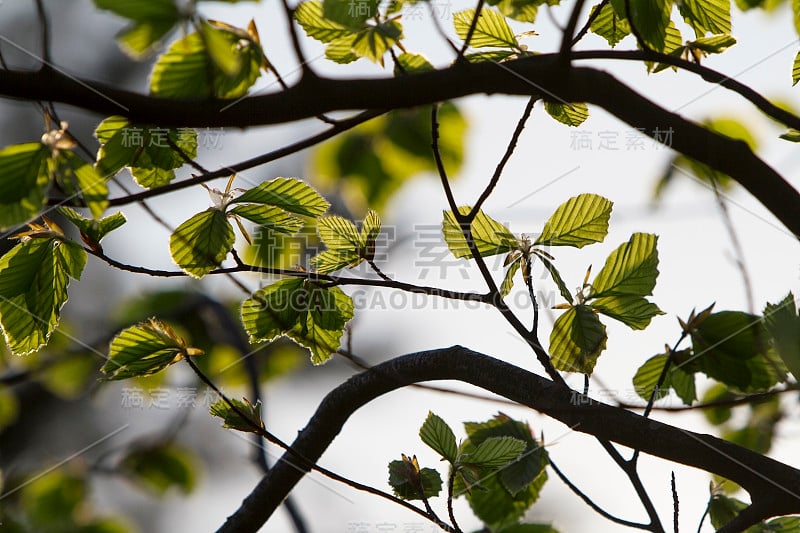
[50,151,108,218]
[59,208,126,246]
[679,0,731,37]
[689,33,736,53]
[454,8,519,49]
[535,193,611,247]
[102,318,201,380]
[628,0,672,50]
[0,237,86,355]
[543,101,590,127]
[501,255,522,297]
[419,411,458,463]
[549,305,607,373]
[590,233,659,298]
[295,1,353,43]
[494,0,539,22]
[241,278,354,364]
[0,143,50,230]
[535,253,573,304]
[229,205,304,234]
[394,53,434,74]
[351,21,403,63]
[443,207,517,259]
[590,1,630,46]
[323,0,379,28]
[169,209,235,278]
[591,294,663,329]
[232,177,329,217]
[209,397,265,433]
[94,0,181,60]
[116,18,177,59]
[311,211,380,273]
[464,50,518,62]
[794,49,800,86]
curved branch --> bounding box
[218,346,800,532]
[7,54,800,237]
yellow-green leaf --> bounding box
[443,207,518,259]
[351,20,403,63]
[229,205,303,234]
[590,233,659,298]
[678,0,731,38]
[209,397,265,433]
[453,8,519,49]
[535,193,612,248]
[50,151,108,218]
[591,294,664,329]
[169,209,235,278]
[295,1,353,43]
[543,101,590,127]
[590,1,630,47]
[0,143,50,231]
[549,305,608,374]
[232,177,329,217]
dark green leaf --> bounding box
[169,209,235,278]
[420,411,459,463]
[209,397,265,433]
[102,318,201,380]
[323,0,379,28]
[535,193,611,247]
[241,278,354,364]
[708,493,747,530]
[388,456,443,500]
[764,292,800,380]
[628,0,672,50]
[549,305,607,374]
[780,128,800,142]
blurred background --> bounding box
[1,0,799,531]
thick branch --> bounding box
[5,55,799,237]
[218,346,800,532]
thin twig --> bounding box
[559,0,587,60]
[458,0,487,61]
[671,472,679,533]
[34,0,51,68]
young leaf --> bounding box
[93,0,180,59]
[120,444,198,495]
[388,455,443,500]
[494,0,539,23]
[591,294,664,330]
[294,1,353,43]
[351,21,403,64]
[59,208,126,247]
[229,205,304,234]
[794,49,800,86]
[50,150,108,218]
[764,292,800,380]
[419,412,458,463]
[241,278,354,364]
[689,34,737,53]
[590,1,631,47]
[628,0,672,50]
[464,50,518,63]
[0,142,50,230]
[170,209,235,278]
[780,128,800,142]
[590,233,659,298]
[535,193,612,248]
[102,318,202,380]
[543,102,590,127]
[209,397,266,433]
[231,177,330,217]
[549,305,608,374]
[453,8,519,49]
[394,53,434,75]
[632,353,671,402]
[311,210,381,273]
[535,253,573,304]
[0,237,86,355]
[443,207,517,259]
[501,255,522,296]
[460,436,526,468]
[94,116,197,188]
[678,0,731,38]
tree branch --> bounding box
[217,346,800,532]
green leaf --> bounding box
[50,151,108,218]
[780,128,800,142]
[120,444,198,495]
[169,209,235,278]
[501,255,523,297]
[310,211,379,273]
[708,493,748,530]
[351,21,403,64]
[591,294,663,329]
[419,411,458,463]
[764,292,800,380]
[443,207,518,259]
[543,101,590,127]
[632,353,670,402]
[93,0,179,21]
[461,436,526,468]
[209,397,266,433]
[388,456,443,500]
[678,0,731,37]
[241,278,354,364]
[295,1,353,43]
[149,27,263,99]
[0,386,19,431]
[549,305,607,374]
[0,142,50,230]
[590,1,630,47]
[325,35,360,64]
[535,193,612,248]
[464,50,518,63]
[794,49,800,86]
[115,18,177,59]
[102,318,202,380]
[628,0,672,50]
[590,233,659,298]
[453,8,519,49]
[650,21,685,73]
[94,116,197,188]
[20,470,87,531]
[232,177,330,217]
[229,205,303,234]
[495,0,539,22]
[58,208,127,247]
[0,237,86,355]
[394,52,434,75]
[689,33,737,53]
[94,0,181,59]
[535,253,573,304]
[323,0,379,28]
[685,311,787,392]
[316,215,362,249]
